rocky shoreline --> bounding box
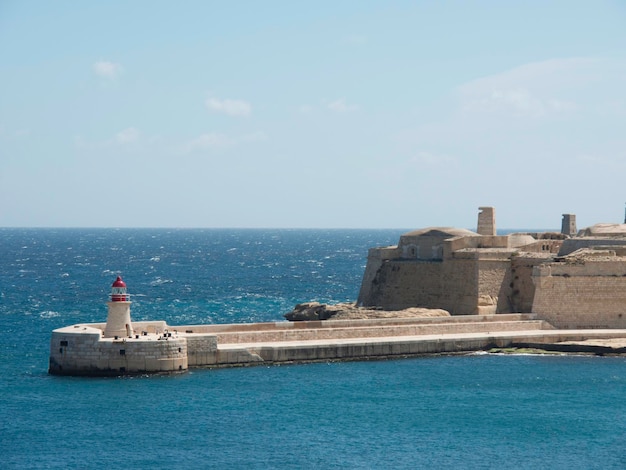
[284,302,450,321]
[504,339,626,355]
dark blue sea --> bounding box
[2,228,626,469]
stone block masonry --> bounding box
[532,260,626,328]
[477,207,496,236]
[49,323,188,376]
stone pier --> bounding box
[49,314,626,376]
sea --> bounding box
[2,228,626,469]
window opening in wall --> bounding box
[60,340,68,347]
[119,349,126,356]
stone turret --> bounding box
[103,276,134,338]
[561,214,577,237]
[477,207,496,236]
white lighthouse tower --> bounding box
[103,276,134,338]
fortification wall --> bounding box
[509,257,542,313]
[443,259,479,314]
[559,238,626,256]
[477,259,512,314]
[359,236,564,316]
[532,261,626,328]
[361,260,443,310]
[399,235,444,260]
[357,246,399,305]
[361,259,479,315]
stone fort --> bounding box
[357,207,626,329]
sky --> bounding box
[1,1,625,229]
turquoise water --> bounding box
[2,229,626,469]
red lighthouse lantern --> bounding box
[111,276,129,302]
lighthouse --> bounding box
[103,276,134,338]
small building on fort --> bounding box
[357,207,626,329]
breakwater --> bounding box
[49,314,626,376]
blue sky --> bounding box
[1,1,625,229]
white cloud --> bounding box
[72,128,141,149]
[206,97,252,117]
[461,87,576,118]
[328,98,358,113]
[454,58,615,119]
[93,60,123,79]
[391,56,626,195]
[115,127,140,144]
[182,133,233,153]
[179,131,267,153]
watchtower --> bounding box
[477,207,496,236]
[561,214,577,237]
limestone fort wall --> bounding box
[532,260,626,328]
[361,258,482,315]
[477,258,513,314]
[355,207,626,322]
[509,257,542,313]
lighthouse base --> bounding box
[49,322,188,376]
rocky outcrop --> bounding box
[284,302,450,321]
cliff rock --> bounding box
[284,302,450,321]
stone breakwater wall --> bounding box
[49,314,626,376]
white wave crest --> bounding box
[40,311,60,319]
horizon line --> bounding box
[0,226,560,232]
